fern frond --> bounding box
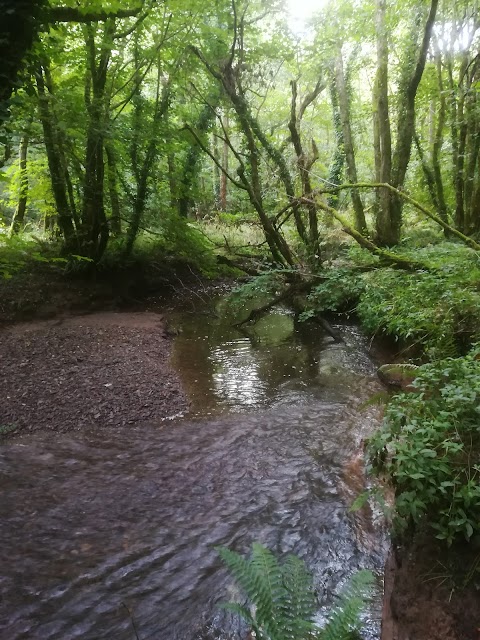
[218,545,373,640]
[249,543,286,635]
[217,546,267,610]
[320,570,374,640]
[281,555,317,620]
[219,602,263,638]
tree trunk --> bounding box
[327,78,344,217]
[9,134,29,235]
[219,114,229,211]
[105,141,122,235]
[36,64,77,250]
[334,48,367,234]
[80,21,115,261]
[191,46,295,266]
[373,0,393,245]
[212,127,221,208]
[167,153,177,211]
[288,80,321,264]
[431,50,448,226]
[375,0,438,245]
[463,62,480,234]
[178,98,219,218]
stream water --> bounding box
[0,304,388,640]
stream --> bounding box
[0,303,388,640]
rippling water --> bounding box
[0,307,387,639]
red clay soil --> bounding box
[0,312,188,436]
[382,538,480,640]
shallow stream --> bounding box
[0,304,388,639]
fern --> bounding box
[320,570,375,640]
[218,544,373,640]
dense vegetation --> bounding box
[1,0,480,629]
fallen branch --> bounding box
[233,285,298,327]
[306,198,430,271]
[318,182,480,252]
[216,254,260,276]
[232,280,343,342]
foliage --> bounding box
[227,270,289,309]
[218,543,374,640]
[299,268,365,321]
[0,233,66,278]
[357,244,480,357]
[368,346,480,545]
[101,214,220,277]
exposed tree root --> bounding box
[233,280,343,342]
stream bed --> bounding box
[0,305,388,639]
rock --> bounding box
[377,363,419,391]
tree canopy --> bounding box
[0,0,479,263]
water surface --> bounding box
[0,307,387,639]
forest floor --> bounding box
[1,267,479,640]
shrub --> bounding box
[299,268,365,321]
[368,346,480,545]
[357,244,480,357]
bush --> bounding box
[299,268,365,321]
[368,346,480,545]
[101,214,221,277]
[357,244,480,357]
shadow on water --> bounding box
[0,301,389,640]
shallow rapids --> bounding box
[0,308,387,639]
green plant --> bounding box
[0,424,17,436]
[0,233,68,278]
[356,244,480,357]
[368,346,480,545]
[218,543,374,640]
[299,268,365,321]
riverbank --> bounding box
[0,312,188,438]
[1,268,479,640]
[383,536,480,640]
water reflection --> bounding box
[171,306,378,415]
[211,339,266,406]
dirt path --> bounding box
[0,312,188,437]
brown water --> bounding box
[0,307,387,640]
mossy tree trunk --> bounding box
[374,0,438,246]
[9,134,29,235]
[36,62,78,251]
[334,47,367,235]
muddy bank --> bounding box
[382,537,480,640]
[0,312,188,437]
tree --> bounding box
[373,0,439,245]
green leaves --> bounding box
[368,346,480,545]
[218,543,316,640]
[357,243,480,357]
[218,543,374,640]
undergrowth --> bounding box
[101,216,223,277]
[357,244,480,358]
[368,346,480,545]
[0,233,67,278]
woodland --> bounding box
[1,0,480,638]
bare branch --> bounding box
[183,124,247,191]
[49,4,144,23]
